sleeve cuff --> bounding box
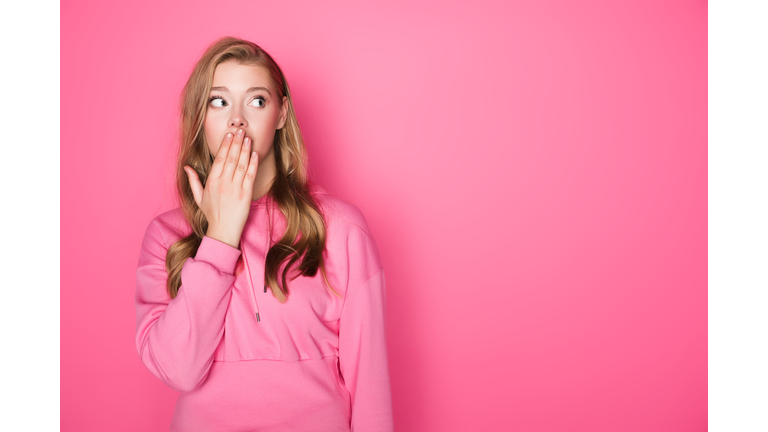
[194,236,242,274]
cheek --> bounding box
[206,139,219,157]
[249,112,279,140]
[260,109,282,136]
[203,116,220,155]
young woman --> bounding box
[134,36,393,431]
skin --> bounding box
[183,61,288,248]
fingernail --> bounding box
[244,137,251,146]
[237,129,244,136]
[225,132,233,139]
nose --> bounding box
[228,109,248,129]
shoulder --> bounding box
[310,189,384,287]
[311,188,382,256]
[147,207,192,245]
[311,189,372,237]
[137,207,191,267]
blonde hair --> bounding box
[165,36,333,303]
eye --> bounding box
[249,96,266,108]
[209,96,227,108]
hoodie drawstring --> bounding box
[240,197,274,323]
[241,241,260,322]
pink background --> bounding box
[61,0,707,431]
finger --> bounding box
[209,132,234,179]
[184,166,203,206]
[243,151,259,192]
[222,128,245,181]
[232,136,252,186]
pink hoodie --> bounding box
[134,190,393,431]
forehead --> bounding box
[211,61,274,91]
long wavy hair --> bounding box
[164,36,333,303]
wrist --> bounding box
[205,226,240,249]
[195,236,242,274]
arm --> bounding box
[135,127,256,391]
[338,269,394,432]
[134,219,240,392]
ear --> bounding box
[277,96,288,130]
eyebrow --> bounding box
[210,86,272,95]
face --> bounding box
[203,61,288,169]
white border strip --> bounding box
[0,0,61,429]
[709,0,768,430]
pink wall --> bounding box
[61,0,707,430]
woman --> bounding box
[134,36,393,431]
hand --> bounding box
[184,128,258,248]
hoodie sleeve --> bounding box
[134,218,241,392]
[337,227,394,432]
